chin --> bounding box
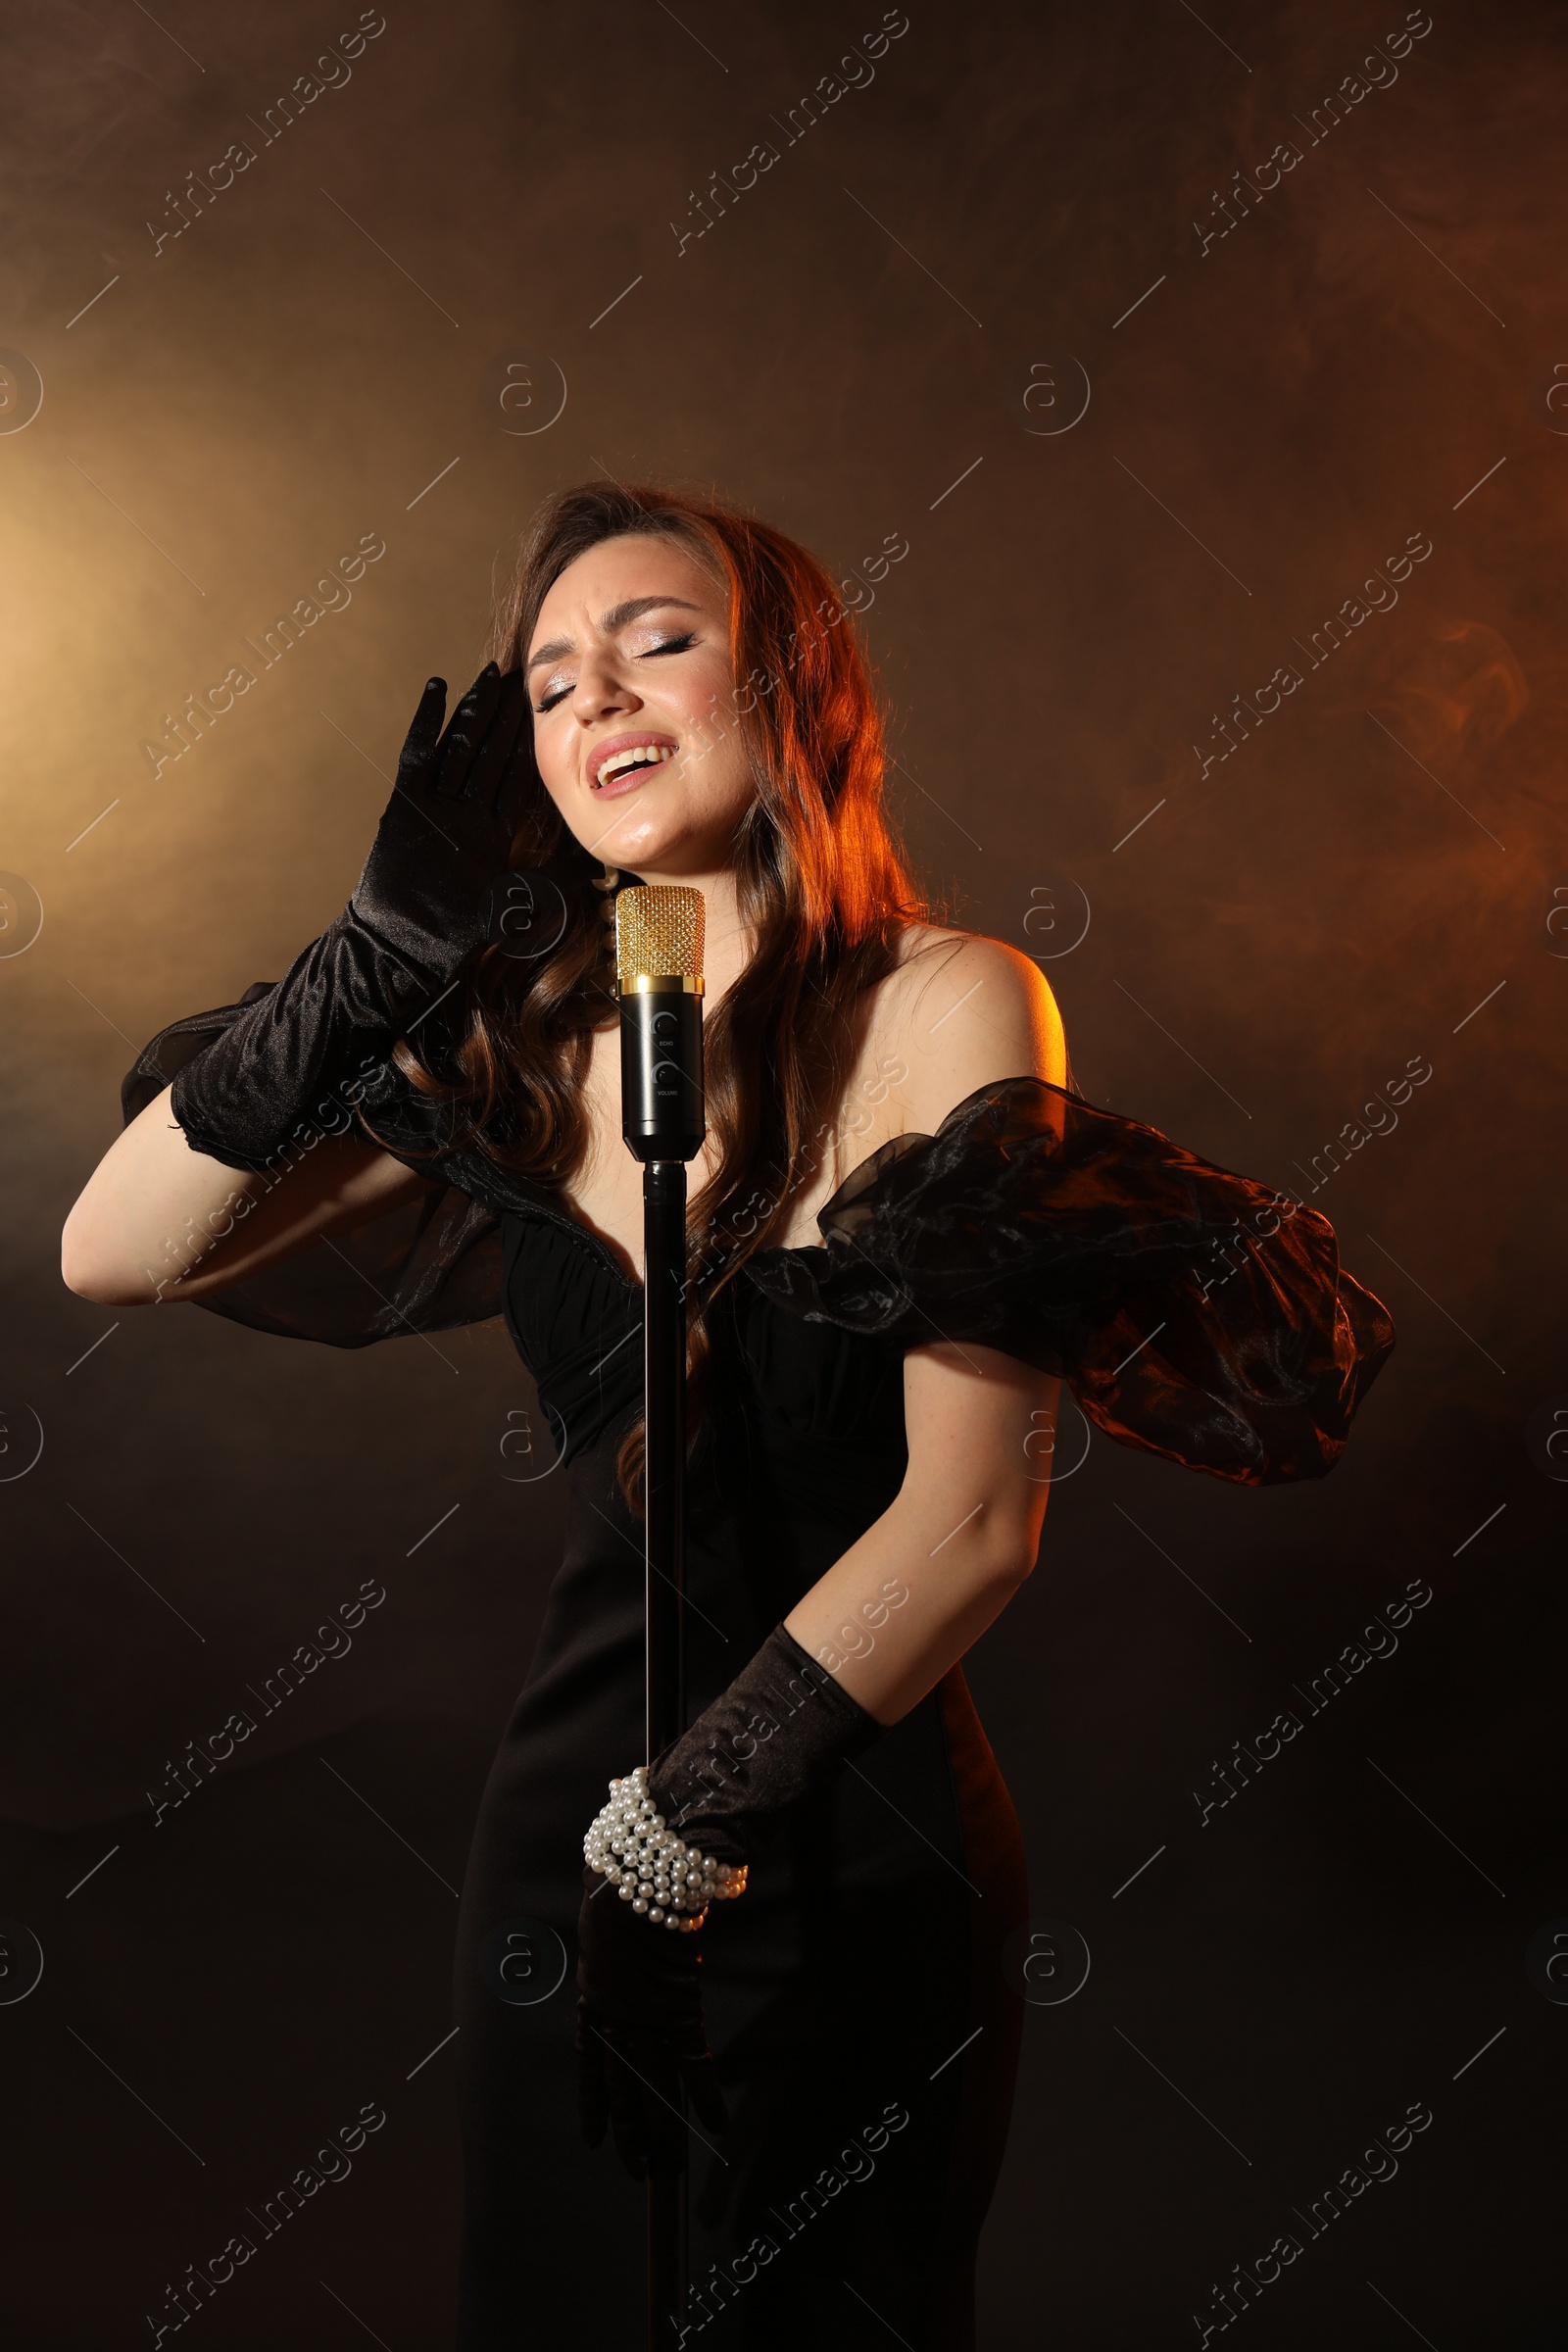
[589,803,681,870]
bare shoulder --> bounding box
[862,922,1066,1136]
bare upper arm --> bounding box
[880,932,1066,1564]
[61,1083,437,1306]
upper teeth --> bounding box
[596,743,674,788]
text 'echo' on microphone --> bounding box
[616,885,707,1163]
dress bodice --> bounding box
[499,1202,911,1527]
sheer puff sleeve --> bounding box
[744,1078,1395,1487]
[121,990,513,1346]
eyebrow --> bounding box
[525,595,703,676]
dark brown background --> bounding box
[1,1,1564,2344]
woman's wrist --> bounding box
[581,1622,882,1940]
[166,912,415,1176]
[644,1622,885,1871]
[583,1765,748,1932]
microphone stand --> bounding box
[616,889,706,2352]
[643,1152,689,2350]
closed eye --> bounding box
[533,631,699,714]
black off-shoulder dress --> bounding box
[122,1012,1395,2351]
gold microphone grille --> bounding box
[615,885,705,987]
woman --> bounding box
[63,483,1393,2348]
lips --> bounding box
[587,732,680,797]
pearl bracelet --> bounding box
[583,1765,748,1933]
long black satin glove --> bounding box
[169,663,532,1174]
[575,1868,730,2180]
[648,1621,887,1865]
[575,1625,884,2180]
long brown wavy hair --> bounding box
[393,480,928,1502]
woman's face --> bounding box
[526,533,754,878]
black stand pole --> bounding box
[643,1156,689,2348]
[615,888,706,2351]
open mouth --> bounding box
[591,740,677,794]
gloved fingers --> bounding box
[494,724,540,852]
[395,677,449,789]
[431,662,503,798]
[598,2024,696,2180]
[634,2034,692,2178]
[574,1997,610,2152]
[602,2028,652,2181]
[678,2046,731,2141]
[463,670,533,818]
[644,2109,689,2176]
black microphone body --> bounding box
[619,985,705,1164]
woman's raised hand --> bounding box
[113,662,536,1183]
[349,662,534,992]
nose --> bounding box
[570,640,640,731]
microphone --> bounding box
[615,885,707,1164]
